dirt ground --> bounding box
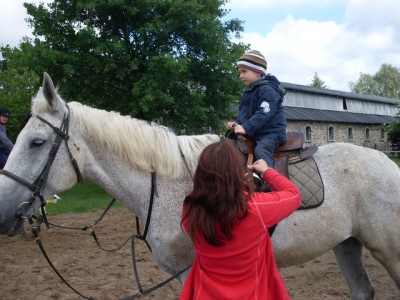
[0,208,399,300]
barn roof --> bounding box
[284,106,399,124]
[281,82,400,105]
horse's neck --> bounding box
[71,109,219,207]
[78,127,182,186]
[80,135,195,224]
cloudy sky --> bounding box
[1,0,399,91]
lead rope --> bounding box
[28,198,120,300]
[27,215,95,300]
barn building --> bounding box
[282,83,400,151]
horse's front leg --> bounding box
[333,237,375,300]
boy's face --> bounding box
[238,67,262,86]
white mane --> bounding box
[32,93,219,178]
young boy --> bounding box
[227,50,287,168]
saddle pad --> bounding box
[288,157,324,210]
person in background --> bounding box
[227,50,287,168]
[0,106,14,169]
[180,139,301,300]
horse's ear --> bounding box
[42,72,58,110]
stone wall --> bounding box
[287,121,389,151]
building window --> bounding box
[348,127,353,141]
[342,99,347,110]
[328,126,335,141]
[365,128,370,141]
[380,129,385,140]
[305,126,312,141]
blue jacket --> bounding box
[236,74,287,143]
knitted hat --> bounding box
[0,106,10,117]
[237,50,267,75]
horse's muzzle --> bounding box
[6,217,25,236]
[0,202,32,236]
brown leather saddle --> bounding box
[225,130,318,179]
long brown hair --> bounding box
[181,138,253,246]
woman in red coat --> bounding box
[181,138,301,300]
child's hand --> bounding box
[233,125,245,135]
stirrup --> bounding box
[245,173,264,192]
[255,173,273,193]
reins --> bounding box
[118,167,192,300]
[123,144,193,299]
[33,171,190,300]
[177,141,194,180]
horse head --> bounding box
[0,73,84,236]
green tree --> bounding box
[349,72,379,95]
[349,64,400,150]
[309,72,328,89]
[387,103,400,151]
[0,60,38,141]
[0,0,247,134]
[387,122,400,151]
[349,64,400,99]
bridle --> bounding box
[0,105,192,299]
[0,103,83,223]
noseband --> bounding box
[0,104,83,220]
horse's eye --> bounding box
[30,140,45,148]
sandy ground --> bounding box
[0,208,399,300]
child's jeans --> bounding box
[254,138,281,168]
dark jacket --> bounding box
[236,74,287,143]
[0,125,14,154]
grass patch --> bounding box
[44,180,122,216]
[389,156,400,167]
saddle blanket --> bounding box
[288,157,324,210]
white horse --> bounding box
[1,73,400,300]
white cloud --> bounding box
[0,0,53,48]
[345,0,400,34]
[230,0,400,91]
[0,1,29,47]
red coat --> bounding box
[180,168,301,300]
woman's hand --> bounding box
[248,159,269,175]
